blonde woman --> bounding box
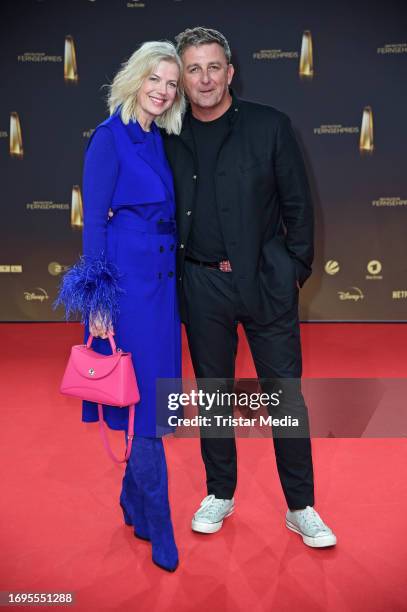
[56,41,185,572]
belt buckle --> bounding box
[218,260,232,272]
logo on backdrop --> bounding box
[48,262,70,276]
[313,106,373,153]
[82,129,95,139]
[377,43,407,54]
[314,124,358,135]
[359,106,374,154]
[253,49,298,60]
[392,290,407,299]
[325,260,340,275]
[0,265,23,273]
[24,288,49,302]
[299,31,313,79]
[366,260,382,280]
[26,201,69,211]
[126,1,146,7]
[253,30,313,80]
[338,287,364,302]
[17,52,62,63]
[71,186,83,229]
[372,197,407,207]
[64,36,78,83]
[10,112,23,159]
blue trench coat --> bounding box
[58,112,181,436]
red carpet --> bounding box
[1,323,406,611]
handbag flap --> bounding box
[70,344,123,380]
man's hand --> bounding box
[89,313,114,339]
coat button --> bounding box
[193,175,197,180]
[186,210,192,216]
[179,243,185,249]
[170,244,175,251]
[178,276,182,281]
[159,246,164,253]
[168,271,174,278]
[158,272,162,279]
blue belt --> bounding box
[111,212,176,235]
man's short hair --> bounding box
[175,27,232,63]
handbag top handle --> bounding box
[86,332,117,354]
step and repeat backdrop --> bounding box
[1,0,406,321]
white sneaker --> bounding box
[192,494,235,534]
[286,506,337,548]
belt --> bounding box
[185,255,232,272]
[109,210,176,235]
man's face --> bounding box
[182,43,234,111]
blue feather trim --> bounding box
[53,255,124,326]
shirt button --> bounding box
[168,271,174,278]
[186,210,192,216]
[159,246,164,253]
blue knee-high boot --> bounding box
[129,436,178,572]
[120,459,150,541]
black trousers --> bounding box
[183,260,314,511]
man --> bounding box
[163,27,336,548]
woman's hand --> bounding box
[89,313,114,339]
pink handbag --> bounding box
[60,332,140,463]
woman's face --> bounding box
[137,60,179,121]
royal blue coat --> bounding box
[57,111,181,436]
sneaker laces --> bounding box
[198,495,230,520]
[299,506,329,532]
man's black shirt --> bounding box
[187,105,233,261]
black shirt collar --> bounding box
[182,88,240,135]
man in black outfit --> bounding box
[163,27,337,547]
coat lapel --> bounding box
[122,119,174,199]
[178,112,195,155]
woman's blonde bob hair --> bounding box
[107,41,185,135]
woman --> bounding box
[55,41,185,572]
